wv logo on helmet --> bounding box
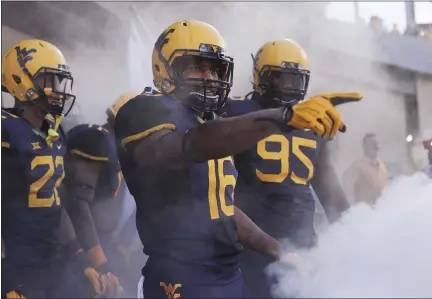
[15,46,37,68]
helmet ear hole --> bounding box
[154,64,160,73]
[162,78,172,91]
[12,75,21,85]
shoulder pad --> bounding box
[230,96,246,101]
[142,87,157,95]
[244,92,254,100]
[141,87,162,96]
[68,123,111,138]
[86,123,110,134]
[2,109,20,120]
[67,124,114,162]
[115,93,179,148]
[229,91,253,101]
[133,92,172,104]
[123,93,176,114]
[2,110,22,149]
[2,109,21,135]
[222,95,260,116]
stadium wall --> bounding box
[416,74,432,138]
[309,52,414,176]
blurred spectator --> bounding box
[391,23,400,34]
[367,13,431,41]
[418,24,432,41]
[343,133,389,205]
[422,138,432,178]
[405,24,420,37]
[369,15,385,32]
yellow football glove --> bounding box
[319,92,363,107]
[84,268,124,298]
[6,290,25,299]
[285,92,363,138]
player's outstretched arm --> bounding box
[59,208,123,298]
[235,207,280,260]
[312,143,350,223]
[63,156,107,268]
[116,99,286,168]
[115,96,346,169]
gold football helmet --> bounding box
[152,20,234,113]
[2,39,75,116]
[105,91,140,130]
[252,38,310,107]
[107,92,140,119]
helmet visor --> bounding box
[33,67,75,115]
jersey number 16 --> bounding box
[207,157,236,220]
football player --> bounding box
[222,38,362,298]
[1,39,121,299]
[423,138,432,178]
[114,20,349,298]
[62,92,140,295]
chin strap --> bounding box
[46,114,64,147]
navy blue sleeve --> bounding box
[114,95,177,150]
[67,126,112,162]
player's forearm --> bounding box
[182,107,291,163]
[59,208,85,264]
[66,199,100,251]
[235,207,280,260]
[134,108,291,168]
[66,199,108,268]
[133,108,293,169]
[59,208,77,246]
[313,163,350,223]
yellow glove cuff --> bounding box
[87,245,107,269]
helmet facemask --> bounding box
[254,60,310,109]
[159,44,234,116]
[23,65,76,117]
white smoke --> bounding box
[127,11,153,93]
[270,173,432,298]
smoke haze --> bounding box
[2,3,430,297]
[270,173,432,298]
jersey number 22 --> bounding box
[29,156,64,208]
